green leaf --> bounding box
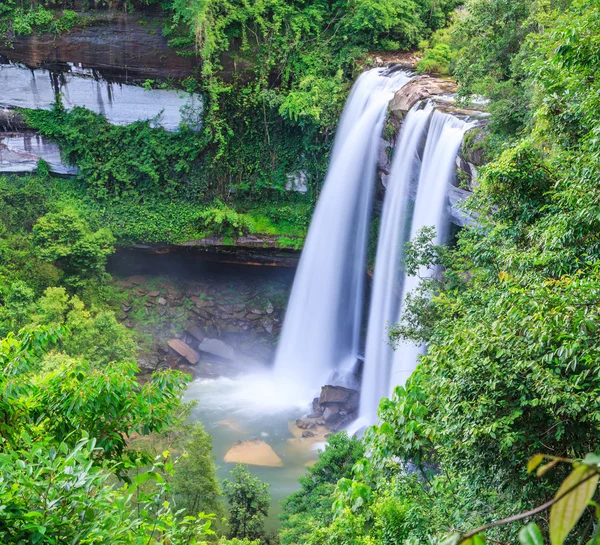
[519,522,544,545]
[550,465,599,545]
[473,533,486,545]
[528,454,545,473]
[439,533,461,545]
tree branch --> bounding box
[458,469,599,543]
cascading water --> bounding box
[357,104,433,424]
[272,67,412,402]
[356,106,471,426]
[389,111,470,393]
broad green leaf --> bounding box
[519,522,544,545]
[528,455,545,473]
[550,465,599,545]
[439,533,461,545]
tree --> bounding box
[32,206,115,286]
[173,422,224,518]
[280,433,365,545]
[223,464,270,541]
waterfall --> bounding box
[389,111,469,392]
[273,68,412,401]
[358,104,432,423]
[357,107,470,424]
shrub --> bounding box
[198,202,255,237]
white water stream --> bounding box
[357,107,471,425]
[272,68,411,402]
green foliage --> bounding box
[223,464,270,541]
[0,5,80,40]
[417,28,454,74]
[0,326,188,463]
[32,206,115,287]
[279,433,365,545]
[0,435,219,544]
[198,201,255,237]
[172,422,224,518]
[23,106,208,200]
[35,287,138,365]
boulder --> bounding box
[319,385,359,411]
[224,439,283,467]
[157,297,167,306]
[198,338,235,360]
[167,339,200,365]
[185,324,205,342]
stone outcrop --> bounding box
[0,132,78,175]
[167,339,200,365]
[389,75,457,127]
[303,385,360,432]
[224,439,283,467]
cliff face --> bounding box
[0,11,199,83]
[0,8,206,173]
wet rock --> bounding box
[307,410,323,419]
[323,411,345,429]
[302,430,315,438]
[191,296,214,308]
[251,309,265,315]
[121,304,131,312]
[138,354,160,371]
[266,301,274,314]
[0,11,199,83]
[147,290,160,297]
[319,385,359,411]
[128,275,146,285]
[322,406,340,422]
[461,126,488,167]
[157,297,167,306]
[167,339,200,365]
[246,313,262,321]
[224,439,283,467]
[193,308,212,320]
[198,338,235,360]
[296,419,315,430]
[262,319,274,334]
[185,324,205,342]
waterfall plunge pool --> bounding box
[108,248,325,530]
